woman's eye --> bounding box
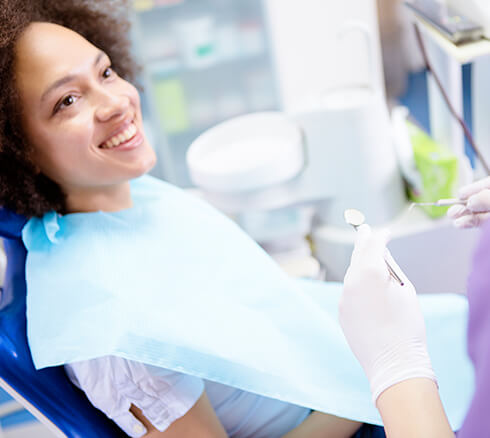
[102,67,113,78]
[54,95,76,113]
[62,95,75,106]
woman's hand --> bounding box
[339,225,436,402]
[448,176,490,228]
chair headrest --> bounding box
[0,209,27,240]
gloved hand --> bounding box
[339,224,436,403]
[447,176,490,228]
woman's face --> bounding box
[14,22,156,204]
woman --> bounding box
[0,0,378,436]
[339,177,490,437]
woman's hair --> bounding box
[0,0,138,217]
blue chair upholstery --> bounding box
[0,208,128,437]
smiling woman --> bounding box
[0,0,149,217]
[14,22,156,213]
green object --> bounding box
[196,44,214,57]
[154,79,189,134]
[407,121,459,218]
[133,0,153,11]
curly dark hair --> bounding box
[0,0,138,218]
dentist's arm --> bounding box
[376,379,453,438]
[339,225,453,437]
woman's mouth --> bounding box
[99,122,138,149]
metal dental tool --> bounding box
[344,209,405,286]
[410,198,467,208]
[408,198,468,213]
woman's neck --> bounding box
[64,182,133,214]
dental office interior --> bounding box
[0,0,488,435]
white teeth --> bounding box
[101,123,137,149]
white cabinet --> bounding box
[131,0,279,186]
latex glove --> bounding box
[447,176,490,228]
[339,224,436,403]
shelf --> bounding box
[412,12,490,64]
[147,50,267,78]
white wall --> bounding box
[263,0,385,111]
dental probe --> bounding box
[410,198,467,208]
[344,209,405,287]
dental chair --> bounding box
[0,208,128,437]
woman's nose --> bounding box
[94,90,130,122]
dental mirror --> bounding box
[344,208,365,230]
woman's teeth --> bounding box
[101,123,137,149]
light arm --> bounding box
[130,392,228,438]
[281,411,361,438]
[376,379,454,438]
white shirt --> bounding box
[65,356,310,437]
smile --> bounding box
[100,122,137,149]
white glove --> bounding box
[447,176,490,228]
[339,224,436,403]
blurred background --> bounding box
[133,0,427,187]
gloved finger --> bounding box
[351,225,388,268]
[454,212,490,229]
[458,176,490,200]
[466,189,490,213]
[355,223,371,245]
[350,224,372,265]
[447,204,468,219]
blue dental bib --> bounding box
[23,175,473,428]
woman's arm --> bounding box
[131,392,228,438]
[133,400,362,438]
[376,379,453,438]
[281,411,361,438]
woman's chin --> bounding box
[132,148,157,178]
